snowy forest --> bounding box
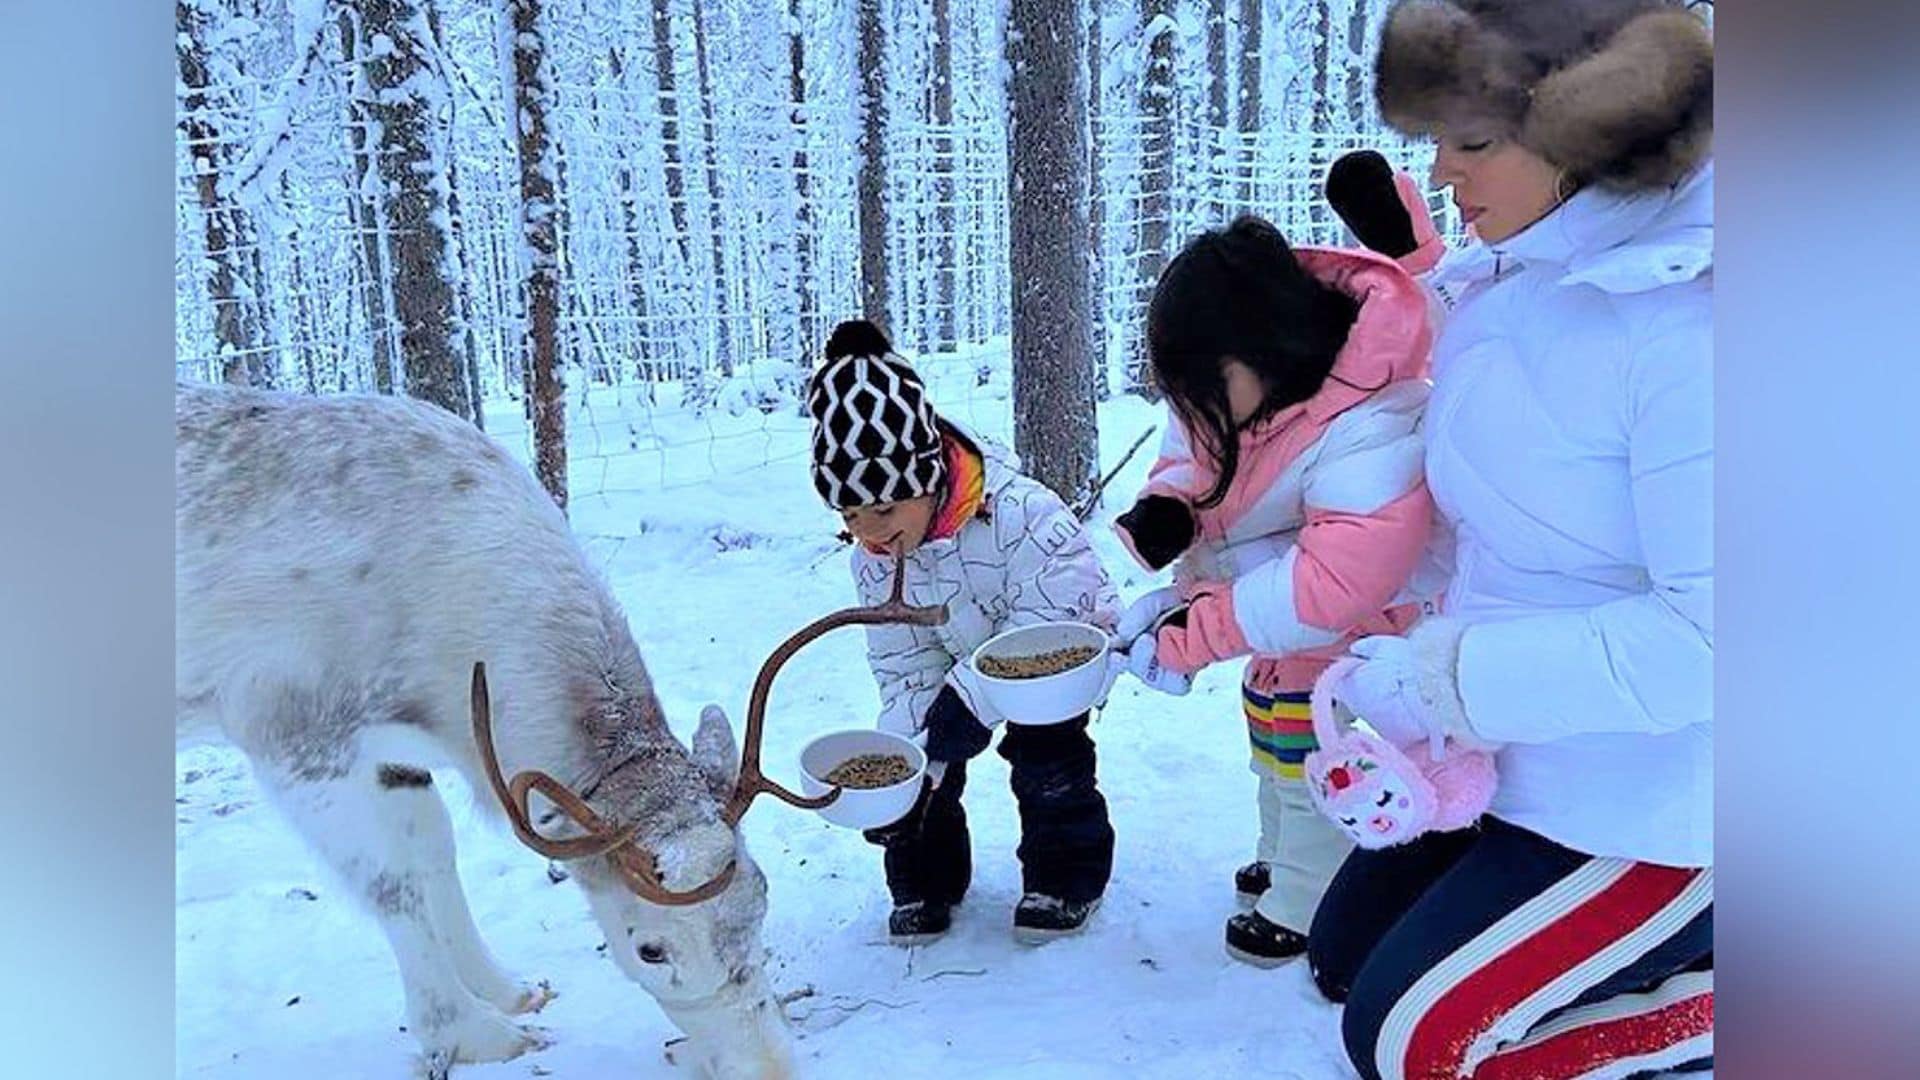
[175,0,1471,508]
[174,4,1720,1077]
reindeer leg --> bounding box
[238,683,547,1066]
[373,764,554,1016]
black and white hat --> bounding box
[806,320,947,510]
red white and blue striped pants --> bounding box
[1309,817,1712,1080]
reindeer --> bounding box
[174,385,943,1077]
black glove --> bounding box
[922,685,992,763]
[1115,494,1196,571]
[1325,150,1420,259]
[861,775,935,847]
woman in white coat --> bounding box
[1305,4,1715,1079]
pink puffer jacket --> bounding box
[1124,247,1437,692]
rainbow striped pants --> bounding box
[1244,683,1353,933]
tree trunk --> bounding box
[692,0,732,378]
[1136,0,1175,398]
[360,0,472,421]
[1087,1,1107,399]
[1008,0,1096,503]
[1207,0,1228,131]
[651,0,692,264]
[1309,0,1334,238]
[856,0,891,331]
[931,0,955,351]
[787,0,819,364]
[447,145,485,429]
[337,7,399,394]
[277,171,319,390]
[1345,0,1370,128]
[176,0,265,387]
[505,0,567,510]
[609,47,659,395]
[428,0,484,430]
[1237,0,1262,212]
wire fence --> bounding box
[175,2,1463,501]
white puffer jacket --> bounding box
[1423,163,1713,867]
[854,428,1119,736]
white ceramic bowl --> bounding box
[968,621,1114,725]
[797,729,928,829]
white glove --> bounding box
[1115,585,1185,646]
[1115,630,1192,696]
[1332,625,1495,753]
[1327,635,1435,748]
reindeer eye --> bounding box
[638,943,669,964]
[1376,791,1394,807]
[1339,817,1358,827]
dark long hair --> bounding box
[1146,215,1360,508]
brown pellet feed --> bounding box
[977,645,1101,680]
[823,753,915,789]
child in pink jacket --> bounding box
[1114,215,1436,966]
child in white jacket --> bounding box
[806,319,1120,945]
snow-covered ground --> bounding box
[173,364,1696,1079]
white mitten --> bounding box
[1115,585,1185,646]
[1115,630,1193,696]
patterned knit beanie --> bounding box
[806,320,947,510]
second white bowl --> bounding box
[968,621,1113,725]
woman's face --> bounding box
[840,495,937,555]
[1221,357,1267,427]
[1429,132,1563,244]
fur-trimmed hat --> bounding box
[806,320,947,510]
[1375,0,1712,191]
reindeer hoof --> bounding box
[511,980,557,1015]
[432,1010,550,1065]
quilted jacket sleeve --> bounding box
[1227,382,1435,655]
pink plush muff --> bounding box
[1303,657,1498,849]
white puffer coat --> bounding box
[854,428,1119,736]
[1424,163,1713,867]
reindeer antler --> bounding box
[469,552,946,907]
[724,551,948,824]
[472,662,734,905]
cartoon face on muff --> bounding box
[1311,752,1427,849]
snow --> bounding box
[174,372,1361,1078]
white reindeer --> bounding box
[175,384,900,1078]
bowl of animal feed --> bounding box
[968,621,1116,725]
[798,729,928,829]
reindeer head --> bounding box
[470,668,793,1079]
[467,554,943,1078]
[576,708,794,1080]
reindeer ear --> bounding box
[692,705,740,802]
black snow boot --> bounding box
[1224,910,1308,968]
[888,900,953,945]
[1234,860,1272,908]
[1013,892,1102,944]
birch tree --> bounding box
[177,0,267,387]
